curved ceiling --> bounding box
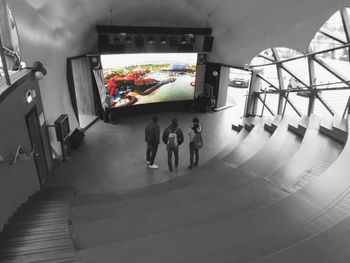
[6,0,350,148]
[13,0,350,64]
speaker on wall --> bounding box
[203,36,214,52]
[197,54,207,65]
[70,128,85,149]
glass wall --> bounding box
[247,6,350,119]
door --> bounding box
[25,106,49,186]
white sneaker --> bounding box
[149,164,159,169]
[146,161,150,164]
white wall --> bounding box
[9,1,97,155]
[0,71,51,230]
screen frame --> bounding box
[100,52,198,108]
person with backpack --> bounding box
[145,116,160,169]
[162,118,184,172]
[188,117,203,169]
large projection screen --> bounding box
[101,53,197,108]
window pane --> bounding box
[255,93,275,117]
[320,11,347,43]
[264,93,279,116]
[309,32,343,53]
[315,47,350,83]
[285,92,309,116]
[313,62,345,88]
[281,68,307,90]
[250,49,275,65]
[227,86,248,118]
[282,57,310,86]
[275,47,303,60]
[284,102,302,119]
[309,11,347,52]
[255,65,279,90]
[255,94,264,116]
[317,89,350,116]
[229,68,251,88]
[314,97,333,118]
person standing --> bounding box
[145,116,160,169]
[162,118,184,172]
[188,117,202,169]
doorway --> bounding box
[25,106,49,187]
[227,67,251,118]
[67,56,99,130]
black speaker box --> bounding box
[203,36,214,52]
[70,128,85,149]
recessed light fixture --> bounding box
[147,36,154,44]
[160,36,167,44]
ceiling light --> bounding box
[160,36,167,44]
[147,36,154,44]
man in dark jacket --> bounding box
[162,118,184,172]
[145,116,160,168]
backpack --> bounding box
[193,133,203,149]
[167,128,178,149]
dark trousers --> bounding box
[146,143,158,165]
[167,146,179,171]
[189,142,199,167]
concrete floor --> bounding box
[46,108,240,195]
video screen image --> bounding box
[101,53,197,108]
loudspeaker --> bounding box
[69,128,85,149]
[203,36,214,52]
[197,54,207,65]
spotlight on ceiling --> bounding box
[160,36,167,44]
[188,34,196,44]
[147,36,154,44]
[180,35,187,44]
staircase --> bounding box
[0,187,77,263]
